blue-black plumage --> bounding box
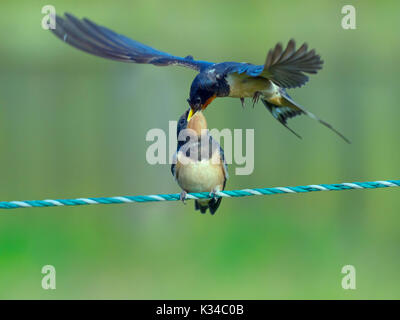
[51,13,349,143]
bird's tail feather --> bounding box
[262,92,350,143]
[194,198,222,215]
[261,98,304,139]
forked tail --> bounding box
[262,91,350,143]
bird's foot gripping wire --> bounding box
[252,92,261,107]
[179,191,188,204]
[208,188,219,200]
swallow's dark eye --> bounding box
[195,97,201,104]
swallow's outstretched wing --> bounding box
[51,13,213,71]
[226,39,323,88]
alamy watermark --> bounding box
[341,5,356,30]
[341,265,356,290]
[41,265,56,290]
[145,121,255,175]
[41,5,56,30]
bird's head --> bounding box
[187,73,218,121]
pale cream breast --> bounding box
[176,151,225,193]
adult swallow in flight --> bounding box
[171,109,228,215]
[51,13,349,142]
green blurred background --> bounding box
[0,0,399,299]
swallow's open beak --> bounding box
[186,99,197,122]
[187,108,195,121]
[187,95,216,121]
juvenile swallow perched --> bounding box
[51,13,349,142]
[171,109,228,215]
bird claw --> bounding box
[209,189,218,199]
[180,191,187,204]
[240,97,245,108]
[252,92,261,107]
